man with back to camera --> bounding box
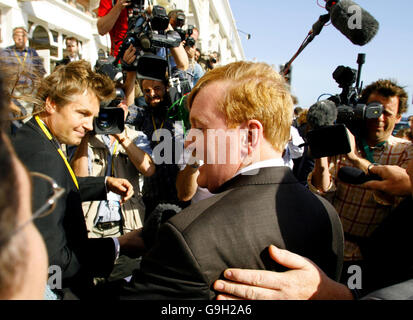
[308,79,413,289]
[12,60,145,299]
[118,61,344,300]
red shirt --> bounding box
[98,0,128,58]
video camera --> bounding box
[93,88,125,135]
[306,53,383,158]
[117,1,181,70]
[136,53,191,112]
[94,57,126,135]
[329,55,383,133]
[176,25,196,48]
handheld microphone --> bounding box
[307,100,338,129]
[338,166,382,184]
[329,0,379,46]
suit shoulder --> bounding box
[13,123,49,153]
[168,191,229,231]
[12,123,63,172]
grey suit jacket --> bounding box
[122,166,344,300]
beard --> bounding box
[146,95,171,119]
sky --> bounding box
[230,0,413,117]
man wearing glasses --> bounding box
[12,60,145,299]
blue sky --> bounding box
[230,0,413,117]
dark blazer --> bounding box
[55,56,71,67]
[55,56,81,68]
[12,118,116,295]
[122,166,344,299]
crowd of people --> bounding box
[0,1,412,301]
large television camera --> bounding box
[306,54,383,158]
[117,1,182,69]
[136,53,191,120]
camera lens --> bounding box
[97,113,112,129]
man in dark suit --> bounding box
[120,61,344,299]
[55,36,81,68]
[12,60,144,299]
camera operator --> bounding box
[125,56,189,218]
[143,8,189,76]
[97,0,130,58]
[308,79,413,289]
[214,159,413,300]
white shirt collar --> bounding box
[236,158,286,176]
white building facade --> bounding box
[0,0,245,74]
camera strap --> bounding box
[111,139,119,177]
[152,115,164,142]
[13,48,28,68]
[34,115,79,190]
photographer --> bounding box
[112,4,188,75]
[205,51,220,71]
[70,46,155,239]
[183,26,204,88]
[308,79,413,288]
[97,0,130,58]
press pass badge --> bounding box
[107,191,122,202]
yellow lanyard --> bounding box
[34,116,79,190]
[152,115,164,142]
[111,140,119,177]
[13,49,28,68]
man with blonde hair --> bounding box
[12,60,144,299]
[121,61,343,299]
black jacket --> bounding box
[12,118,116,296]
[122,166,344,299]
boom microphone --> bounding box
[330,0,379,46]
[307,100,338,129]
